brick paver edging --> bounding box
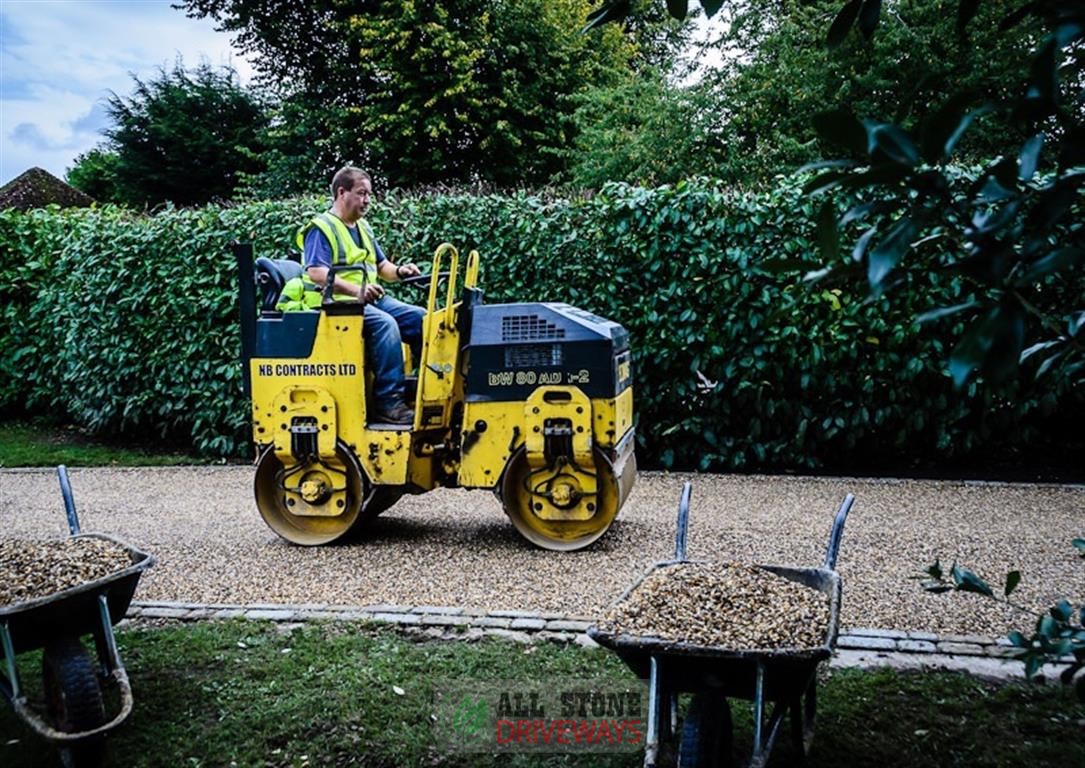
[125,600,1054,665]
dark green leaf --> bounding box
[916,301,978,325]
[857,0,882,39]
[1027,176,1081,229]
[1072,538,1085,555]
[1034,351,1064,380]
[853,226,878,263]
[1004,570,1021,597]
[1024,653,1042,679]
[1053,21,1085,49]
[803,169,849,196]
[1007,630,1029,648]
[867,216,917,287]
[865,122,919,167]
[1020,247,1084,284]
[840,201,885,226]
[1051,600,1073,622]
[977,175,1017,203]
[951,304,1026,385]
[921,93,986,162]
[583,0,631,31]
[818,200,840,262]
[951,563,993,596]
[799,159,860,173]
[1069,313,1085,338]
[701,0,725,16]
[926,559,943,580]
[923,584,955,594]
[1037,614,1057,638]
[813,108,867,154]
[1018,134,1043,181]
[1020,340,1062,363]
[666,0,688,21]
[827,0,862,47]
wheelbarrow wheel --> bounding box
[790,678,817,758]
[677,692,732,768]
[42,637,106,768]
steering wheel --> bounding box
[399,271,451,290]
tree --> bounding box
[182,0,681,188]
[588,0,1084,384]
[66,148,122,203]
[565,72,725,187]
[702,0,1038,183]
[69,60,268,207]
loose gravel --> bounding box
[0,537,132,607]
[0,467,1081,637]
[596,562,830,650]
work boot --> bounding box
[372,402,414,425]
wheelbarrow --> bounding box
[588,483,854,768]
[0,466,154,767]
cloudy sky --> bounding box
[0,0,250,185]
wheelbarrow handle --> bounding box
[674,481,692,561]
[823,493,855,570]
[57,465,81,536]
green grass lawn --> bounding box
[0,421,206,468]
[1,621,1081,767]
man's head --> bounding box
[330,166,372,223]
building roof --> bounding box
[0,167,95,211]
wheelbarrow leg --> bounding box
[748,661,791,768]
[789,671,817,759]
[91,594,123,676]
[0,621,21,702]
[644,655,663,768]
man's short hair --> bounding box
[330,166,371,198]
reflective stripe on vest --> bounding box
[296,211,378,301]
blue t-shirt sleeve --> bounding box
[303,227,332,270]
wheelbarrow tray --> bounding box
[588,559,842,701]
[0,533,154,656]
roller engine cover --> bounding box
[465,303,632,402]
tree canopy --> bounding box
[182,0,678,190]
[587,0,1084,385]
[67,61,267,207]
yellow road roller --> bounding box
[236,243,636,550]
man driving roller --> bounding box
[298,166,424,426]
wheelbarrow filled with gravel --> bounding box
[589,483,853,768]
[0,466,154,768]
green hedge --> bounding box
[2,179,1081,473]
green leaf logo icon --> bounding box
[452,694,488,743]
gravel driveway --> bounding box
[2,467,1081,637]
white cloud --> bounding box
[1,0,253,184]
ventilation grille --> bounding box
[502,314,565,342]
[505,344,563,368]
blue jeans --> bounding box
[364,295,425,402]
